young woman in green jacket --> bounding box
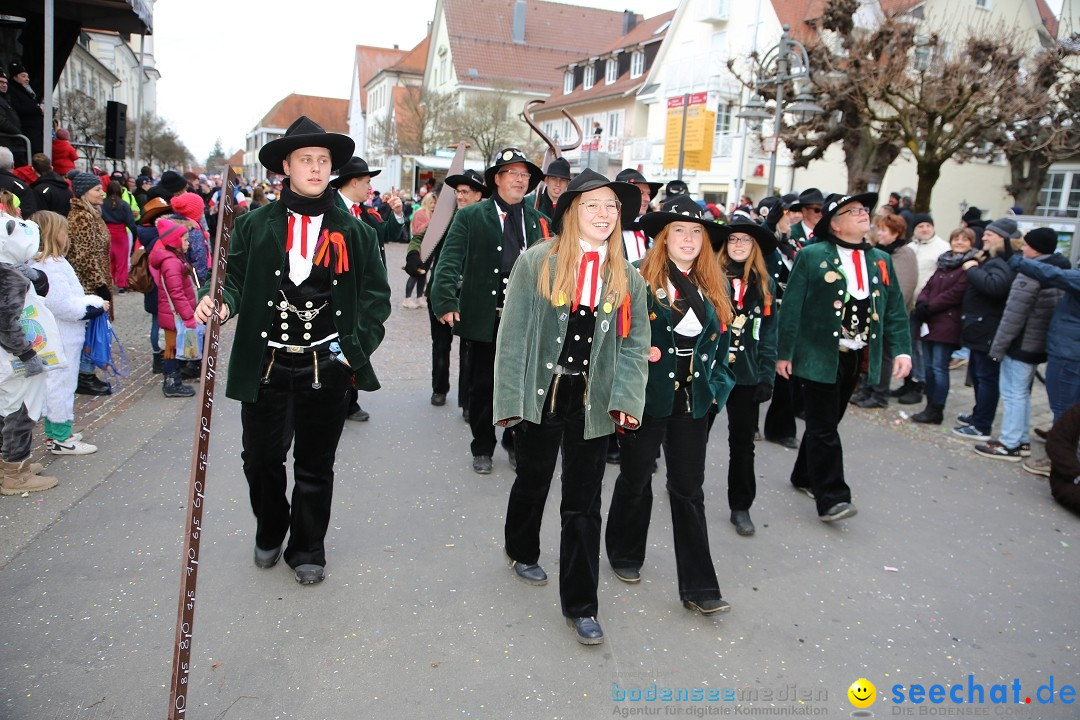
[605,195,737,616]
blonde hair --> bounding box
[421,192,437,213]
[535,197,629,307]
[33,210,70,260]
[0,189,16,216]
[717,235,773,316]
[639,224,733,326]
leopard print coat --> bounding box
[67,197,112,296]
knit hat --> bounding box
[1008,205,1024,215]
[171,192,205,222]
[961,206,983,224]
[55,128,70,141]
[8,62,27,78]
[983,217,1020,240]
[912,213,934,227]
[70,172,101,198]
[155,218,187,247]
[1023,227,1057,255]
[158,171,187,194]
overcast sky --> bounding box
[153,0,679,164]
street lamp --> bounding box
[737,24,824,193]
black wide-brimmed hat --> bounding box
[483,147,543,194]
[543,157,572,180]
[724,217,778,256]
[329,156,381,188]
[550,168,640,234]
[258,116,354,174]
[615,168,662,199]
[445,168,490,198]
[665,179,689,197]
[640,194,726,251]
[796,187,826,208]
[814,191,878,238]
[780,192,802,211]
[157,170,187,194]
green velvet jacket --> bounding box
[728,273,779,387]
[429,196,549,343]
[493,243,650,439]
[776,239,911,385]
[218,200,391,403]
[641,285,735,419]
[332,192,404,251]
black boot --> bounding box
[890,378,913,398]
[152,352,164,374]
[179,359,201,379]
[911,402,944,424]
[855,390,888,409]
[76,372,111,396]
[849,373,870,404]
[163,373,196,398]
[898,381,924,405]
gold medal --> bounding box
[824,270,839,283]
[729,353,736,364]
[732,314,747,329]
[872,313,880,321]
[603,302,613,314]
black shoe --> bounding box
[849,386,871,405]
[76,373,111,396]
[683,598,732,615]
[606,447,621,464]
[566,616,604,645]
[152,352,164,374]
[766,435,799,450]
[179,360,200,379]
[793,485,815,500]
[730,510,755,536]
[891,379,914,398]
[506,446,517,470]
[462,407,470,423]
[612,566,641,584]
[163,373,195,398]
[854,395,888,409]
[431,392,447,406]
[294,564,324,585]
[911,403,944,424]
[898,382,924,405]
[472,455,493,474]
[819,502,858,522]
[253,544,283,569]
[509,558,548,585]
[346,406,370,422]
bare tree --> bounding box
[445,85,524,165]
[56,90,104,145]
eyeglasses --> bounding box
[498,170,531,181]
[579,200,622,214]
[727,235,754,245]
[802,205,823,214]
[836,206,869,217]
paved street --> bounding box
[0,243,1074,720]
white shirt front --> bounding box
[576,239,606,308]
[287,211,323,286]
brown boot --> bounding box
[1,459,58,495]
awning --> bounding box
[7,0,152,35]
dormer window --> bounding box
[583,64,595,90]
[630,50,645,78]
[564,70,574,94]
[605,58,618,84]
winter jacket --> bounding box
[149,228,196,332]
[881,243,918,311]
[101,199,136,235]
[0,169,37,217]
[165,213,209,286]
[50,138,79,176]
[1008,256,1080,362]
[989,253,1071,364]
[6,82,43,154]
[916,263,968,345]
[30,173,73,217]
[135,223,161,314]
[961,254,1016,353]
[911,234,949,298]
[30,256,104,423]
[66,197,112,296]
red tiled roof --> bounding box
[595,9,675,56]
[257,94,349,134]
[773,0,922,42]
[443,0,633,93]
[355,45,409,111]
[1033,0,1060,38]
[227,149,244,165]
[391,34,430,75]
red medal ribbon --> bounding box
[572,251,601,312]
[286,213,310,256]
[854,249,865,291]
[313,230,349,274]
[635,230,646,257]
[877,258,890,286]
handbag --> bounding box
[127,243,154,293]
[0,287,67,383]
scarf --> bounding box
[494,194,526,274]
[937,248,980,271]
[877,235,909,256]
[279,179,334,217]
[667,260,706,328]
[726,261,764,312]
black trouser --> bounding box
[505,374,608,618]
[763,372,799,440]
[0,404,36,463]
[467,322,513,456]
[791,350,860,515]
[606,408,722,603]
[428,304,470,404]
[725,384,760,512]
[241,348,352,568]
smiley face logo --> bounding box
[848,678,876,709]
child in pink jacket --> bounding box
[149,218,197,398]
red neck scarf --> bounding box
[573,251,601,311]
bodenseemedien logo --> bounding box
[849,678,876,709]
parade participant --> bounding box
[762,193,802,448]
[193,116,391,585]
[532,157,572,218]
[495,168,648,644]
[330,155,402,422]
[715,217,777,536]
[776,192,911,522]
[405,168,488,409]
[787,187,825,247]
[614,168,661,263]
[605,194,734,615]
[430,147,548,475]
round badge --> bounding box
[824,271,839,283]
[819,261,828,268]
[603,302,613,314]
[872,312,880,321]
[502,150,514,161]
[656,288,667,300]
[648,346,662,362]
[833,300,843,310]
[601,320,610,333]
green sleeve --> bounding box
[430,209,470,318]
[776,252,809,362]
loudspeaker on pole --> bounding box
[105,101,127,160]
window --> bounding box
[605,58,618,84]
[975,0,991,9]
[564,70,574,94]
[583,64,595,90]
[630,50,645,78]
[439,56,447,85]
[1037,170,1080,217]
[607,110,624,140]
[712,101,735,156]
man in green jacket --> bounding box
[330,155,404,422]
[194,116,391,586]
[429,147,548,475]
[776,192,911,523]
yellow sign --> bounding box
[662,97,716,172]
